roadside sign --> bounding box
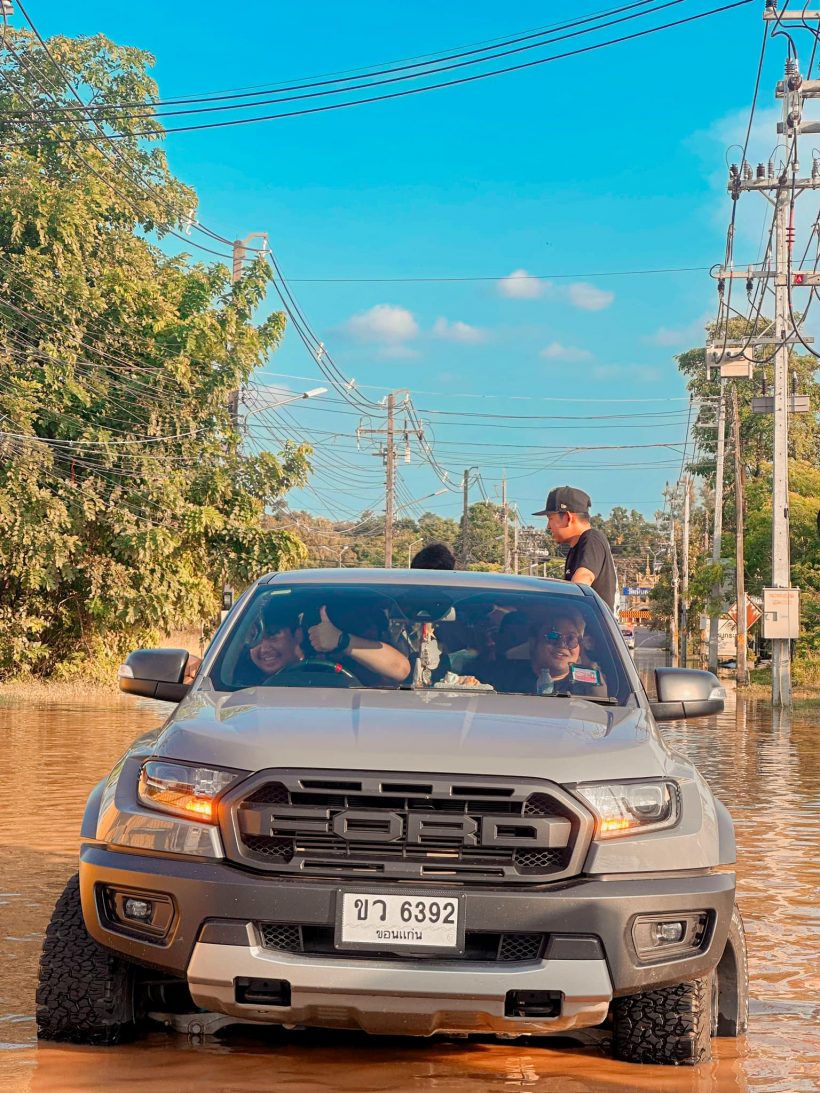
[727,595,762,631]
[622,587,652,597]
[620,609,652,622]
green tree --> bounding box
[457,501,507,570]
[591,506,666,584]
[670,315,820,653]
[0,31,309,677]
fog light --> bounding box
[631,912,710,962]
[652,921,685,946]
[102,886,175,940]
[123,897,153,922]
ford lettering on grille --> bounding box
[220,770,592,884]
[241,806,571,849]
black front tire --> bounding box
[611,978,711,1066]
[36,873,139,1045]
[715,903,749,1036]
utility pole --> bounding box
[228,232,268,429]
[670,500,680,668]
[383,393,396,568]
[771,128,793,706]
[731,383,749,686]
[357,391,422,569]
[460,468,474,569]
[711,13,820,703]
[513,518,520,575]
[680,478,690,666]
[707,381,727,672]
[502,477,510,573]
[221,230,267,620]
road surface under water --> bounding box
[0,663,818,1092]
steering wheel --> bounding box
[264,657,362,688]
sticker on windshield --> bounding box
[570,664,601,686]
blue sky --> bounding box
[22,1,789,525]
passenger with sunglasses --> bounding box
[483,610,606,697]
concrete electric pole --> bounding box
[228,232,268,430]
[384,393,395,568]
[707,381,727,673]
[460,467,478,569]
[711,8,820,704]
[680,477,691,666]
[669,498,680,668]
[502,477,510,573]
[357,391,425,569]
[731,382,749,686]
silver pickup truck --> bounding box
[36,569,748,1065]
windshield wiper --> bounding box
[553,693,619,705]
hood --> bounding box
[155,686,672,784]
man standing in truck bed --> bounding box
[534,486,616,611]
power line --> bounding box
[20,0,673,120]
[5,1,754,144]
[279,264,721,283]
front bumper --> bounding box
[80,843,735,1034]
[188,937,612,1036]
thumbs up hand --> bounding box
[308,604,342,652]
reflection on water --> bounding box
[0,681,818,1092]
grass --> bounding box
[747,648,820,700]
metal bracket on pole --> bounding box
[764,8,820,19]
[751,395,812,413]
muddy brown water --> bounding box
[0,671,818,1092]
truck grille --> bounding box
[258,922,547,963]
[221,770,591,884]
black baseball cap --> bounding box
[533,485,591,517]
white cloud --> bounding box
[341,303,419,345]
[432,317,488,344]
[540,341,593,362]
[567,282,614,311]
[497,271,615,311]
[592,364,660,383]
[496,269,548,300]
[644,313,710,348]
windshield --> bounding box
[209,582,634,705]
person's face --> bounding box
[546,510,572,543]
[531,617,584,678]
[249,625,302,675]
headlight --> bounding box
[138,760,246,823]
[575,780,679,838]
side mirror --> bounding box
[650,667,725,722]
[118,649,190,703]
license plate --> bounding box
[337,891,464,953]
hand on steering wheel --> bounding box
[264,657,361,686]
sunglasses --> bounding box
[543,630,582,648]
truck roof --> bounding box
[261,568,585,596]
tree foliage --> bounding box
[276,505,551,574]
[0,31,309,677]
[661,315,820,651]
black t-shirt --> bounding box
[485,659,605,697]
[564,527,616,609]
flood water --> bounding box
[1,667,818,1092]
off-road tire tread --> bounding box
[35,873,137,1044]
[611,978,711,1066]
